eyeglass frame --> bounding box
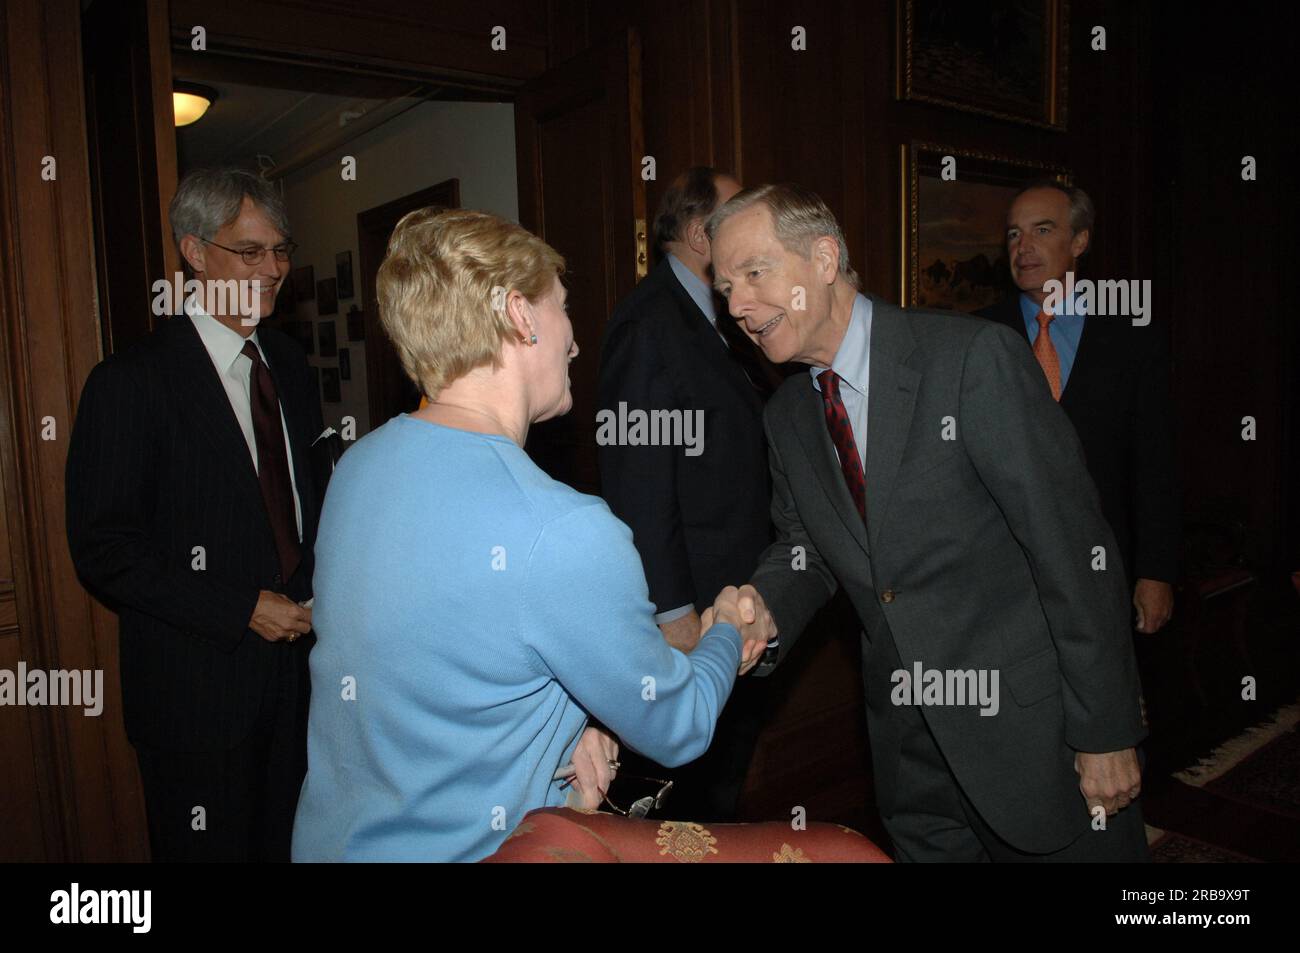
[602,776,674,819]
[200,237,298,265]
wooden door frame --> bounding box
[356,179,461,431]
[0,0,150,861]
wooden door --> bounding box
[357,179,461,431]
[0,0,151,861]
[514,29,646,494]
[82,0,180,354]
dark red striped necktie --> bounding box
[242,340,301,581]
[818,368,866,522]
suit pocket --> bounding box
[1003,648,1062,707]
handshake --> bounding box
[660,585,777,675]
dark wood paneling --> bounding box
[83,0,179,354]
[0,633,46,860]
[0,0,149,861]
[169,0,549,88]
[1152,6,1291,571]
[514,29,645,493]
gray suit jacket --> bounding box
[750,295,1145,853]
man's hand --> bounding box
[249,590,312,643]
[567,726,619,811]
[710,584,776,675]
[658,609,702,653]
[1075,748,1142,817]
[1133,578,1173,634]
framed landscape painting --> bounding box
[898,0,1069,130]
[901,142,1070,313]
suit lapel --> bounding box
[863,299,920,553]
[168,316,265,500]
[792,382,870,556]
[662,262,762,414]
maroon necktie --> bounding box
[243,340,301,581]
[818,369,866,522]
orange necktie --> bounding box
[1033,309,1062,401]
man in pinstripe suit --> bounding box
[66,168,326,862]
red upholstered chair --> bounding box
[482,807,892,863]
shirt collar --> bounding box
[1020,289,1088,321]
[809,293,872,396]
[666,253,718,327]
[186,295,262,372]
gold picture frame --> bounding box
[901,142,1071,312]
[897,0,1070,131]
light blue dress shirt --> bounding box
[668,253,726,340]
[810,293,873,470]
[1020,291,1086,391]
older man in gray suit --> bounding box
[709,184,1148,862]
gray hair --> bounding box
[706,183,861,290]
[168,167,290,248]
[1014,179,1095,244]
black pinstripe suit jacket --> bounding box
[66,314,326,751]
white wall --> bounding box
[281,100,518,437]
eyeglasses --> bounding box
[602,776,674,819]
[202,238,298,265]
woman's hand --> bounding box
[569,726,620,810]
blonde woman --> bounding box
[291,209,770,862]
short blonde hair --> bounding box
[706,183,861,290]
[377,208,565,398]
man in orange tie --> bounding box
[978,182,1179,636]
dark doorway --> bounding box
[356,179,461,430]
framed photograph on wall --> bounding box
[901,142,1070,312]
[347,304,365,342]
[316,277,338,315]
[291,265,315,302]
[339,348,351,381]
[318,320,337,357]
[897,0,1070,130]
[321,367,341,404]
[336,251,354,299]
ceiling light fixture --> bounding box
[173,82,218,127]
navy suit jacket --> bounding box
[596,258,771,615]
[66,314,327,750]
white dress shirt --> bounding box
[187,297,303,540]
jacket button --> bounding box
[880,589,895,604]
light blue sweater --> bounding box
[291,415,742,862]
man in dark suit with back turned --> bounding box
[66,168,326,862]
[596,167,772,820]
[710,184,1149,861]
[977,182,1179,634]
